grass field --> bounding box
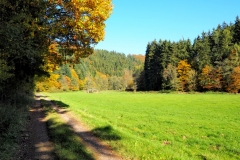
[43,91,240,160]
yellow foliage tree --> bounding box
[79,79,86,90]
[35,74,61,92]
[122,70,134,90]
[177,60,191,91]
[42,42,62,72]
[94,72,108,90]
[70,69,80,91]
[48,0,113,61]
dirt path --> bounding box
[43,96,122,160]
[15,94,55,160]
[16,94,122,160]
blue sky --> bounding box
[95,0,240,55]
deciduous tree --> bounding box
[227,66,240,93]
[177,60,191,91]
[199,65,223,91]
[0,0,113,101]
[162,64,178,90]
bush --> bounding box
[0,93,33,159]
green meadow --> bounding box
[43,91,240,160]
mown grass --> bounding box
[43,91,240,160]
[41,100,94,160]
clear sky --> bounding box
[95,0,240,55]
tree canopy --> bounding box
[141,17,240,93]
[0,0,113,101]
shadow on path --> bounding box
[28,94,55,160]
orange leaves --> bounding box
[199,65,223,90]
[177,60,191,91]
[35,74,61,92]
[227,66,240,93]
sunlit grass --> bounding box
[43,91,240,159]
[42,100,94,160]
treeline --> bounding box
[36,50,144,92]
[138,17,240,93]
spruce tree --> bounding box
[193,32,211,72]
[233,16,240,44]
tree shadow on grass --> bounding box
[91,125,121,141]
[51,100,70,109]
[38,98,94,159]
[47,116,95,160]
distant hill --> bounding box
[36,49,144,92]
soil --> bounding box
[15,94,122,160]
[14,94,55,160]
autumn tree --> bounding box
[47,0,113,62]
[218,44,239,90]
[122,69,134,90]
[227,66,240,93]
[70,68,80,91]
[177,60,191,91]
[0,0,113,101]
[35,74,61,92]
[108,76,124,90]
[187,69,197,91]
[94,72,108,90]
[198,65,223,91]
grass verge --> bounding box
[41,100,94,160]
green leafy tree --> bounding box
[162,64,178,90]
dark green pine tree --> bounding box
[169,42,179,66]
[192,32,211,72]
[221,26,233,59]
[144,42,153,90]
[144,40,161,90]
[233,16,240,44]
[210,24,234,66]
[152,40,165,90]
[159,40,172,68]
[168,39,192,67]
[209,26,222,64]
